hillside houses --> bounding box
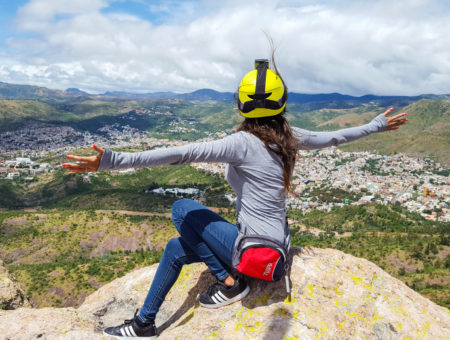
[0,156,53,179]
[193,147,450,222]
[1,126,448,222]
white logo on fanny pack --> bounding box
[263,262,273,276]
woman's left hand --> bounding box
[383,108,408,131]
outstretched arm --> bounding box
[293,108,407,150]
[63,133,245,172]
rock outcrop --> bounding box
[1,247,449,339]
[0,260,31,310]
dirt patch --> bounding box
[88,277,104,290]
[96,210,171,218]
[48,270,60,277]
[427,121,450,134]
[436,246,450,260]
[90,234,142,256]
[49,225,70,232]
[335,232,353,238]
[387,254,422,273]
[79,240,95,249]
[4,217,28,226]
[423,276,450,286]
[207,206,233,214]
[294,225,328,236]
[89,231,105,239]
[47,286,65,298]
[30,296,40,307]
[55,282,78,308]
[2,225,20,235]
[76,291,91,307]
[9,247,37,262]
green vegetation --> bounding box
[0,182,22,208]
[0,165,231,210]
[301,186,363,203]
[339,100,450,166]
[0,99,143,133]
[0,209,175,307]
[285,100,450,166]
[2,191,448,309]
[9,250,163,307]
[0,100,77,131]
[286,105,379,131]
[0,164,236,307]
[0,203,237,308]
[289,203,450,308]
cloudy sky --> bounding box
[0,0,449,95]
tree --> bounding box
[411,244,424,260]
[445,255,450,269]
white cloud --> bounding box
[0,0,449,95]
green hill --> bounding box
[334,100,450,166]
[0,82,84,102]
[0,99,142,132]
[0,100,76,131]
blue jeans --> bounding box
[138,199,238,323]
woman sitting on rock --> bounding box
[63,58,407,339]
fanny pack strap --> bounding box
[236,235,287,259]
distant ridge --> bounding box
[101,88,233,102]
[65,88,90,95]
[1,81,448,104]
[102,90,175,99]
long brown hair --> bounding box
[237,113,298,194]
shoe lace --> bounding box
[124,308,139,325]
[206,281,225,296]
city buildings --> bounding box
[1,125,448,221]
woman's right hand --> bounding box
[62,144,105,173]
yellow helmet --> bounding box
[237,59,287,118]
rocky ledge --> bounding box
[0,259,30,310]
[1,247,449,339]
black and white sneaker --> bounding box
[199,277,250,309]
[103,309,157,339]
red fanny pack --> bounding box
[233,233,288,283]
[236,246,285,281]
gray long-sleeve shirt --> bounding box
[98,113,388,247]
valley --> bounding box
[0,82,448,311]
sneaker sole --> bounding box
[102,331,157,339]
[199,285,251,309]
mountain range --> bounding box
[1,81,449,104]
